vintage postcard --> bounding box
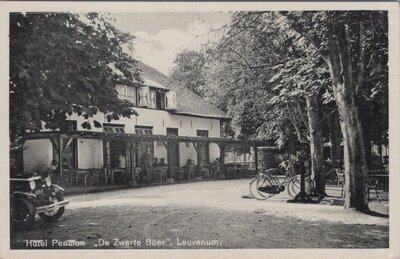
[0,1,399,259]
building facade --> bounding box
[22,62,244,185]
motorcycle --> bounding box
[10,171,69,230]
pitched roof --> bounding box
[138,61,229,119]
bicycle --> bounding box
[249,167,301,200]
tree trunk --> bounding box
[324,25,369,211]
[330,111,342,168]
[306,93,325,195]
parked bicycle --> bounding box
[249,163,301,200]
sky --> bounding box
[111,12,231,76]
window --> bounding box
[116,84,136,105]
[165,90,177,110]
[126,86,136,104]
[135,126,153,135]
[156,91,166,110]
[197,130,209,138]
[61,120,77,132]
[116,84,126,99]
[103,124,125,133]
[148,89,156,109]
[138,86,149,107]
[166,128,178,136]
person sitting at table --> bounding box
[185,159,195,179]
[159,158,167,167]
[199,160,210,178]
[152,157,160,168]
[211,158,221,178]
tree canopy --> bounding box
[10,12,141,142]
[171,11,388,210]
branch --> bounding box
[286,103,309,144]
[224,12,265,42]
[295,97,309,131]
[228,47,271,71]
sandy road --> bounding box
[11,179,389,249]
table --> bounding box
[368,174,389,191]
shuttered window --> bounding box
[165,90,177,110]
[115,84,136,105]
[138,86,149,107]
[148,90,156,109]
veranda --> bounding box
[23,131,274,187]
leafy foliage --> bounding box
[170,50,207,97]
[10,12,141,142]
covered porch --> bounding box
[23,131,274,187]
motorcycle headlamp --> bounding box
[45,176,52,187]
[29,180,36,191]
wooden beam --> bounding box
[254,145,258,175]
[105,140,111,184]
[24,130,275,147]
[218,143,226,178]
[59,137,64,185]
[63,138,73,151]
[192,142,198,152]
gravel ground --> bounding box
[10,179,389,249]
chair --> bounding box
[152,167,162,183]
[75,169,89,186]
[368,178,380,201]
[133,167,141,183]
[112,169,125,185]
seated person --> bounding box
[159,158,167,167]
[199,160,210,178]
[211,158,221,177]
[152,157,160,168]
[185,159,195,179]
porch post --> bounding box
[131,140,136,169]
[59,137,64,185]
[105,139,111,184]
[219,143,225,178]
[254,145,258,175]
[166,140,172,179]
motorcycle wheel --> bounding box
[38,193,65,222]
[11,196,36,231]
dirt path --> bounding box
[11,205,388,249]
[11,179,389,249]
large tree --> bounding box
[10,12,141,173]
[281,11,388,211]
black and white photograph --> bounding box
[2,1,399,258]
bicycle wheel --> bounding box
[255,177,277,200]
[287,176,301,198]
[249,176,262,199]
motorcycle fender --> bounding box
[12,191,36,200]
[51,184,65,193]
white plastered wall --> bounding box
[23,139,53,172]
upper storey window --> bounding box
[148,89,156,109]
[115,84,176,110]
[116,84,136,105]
